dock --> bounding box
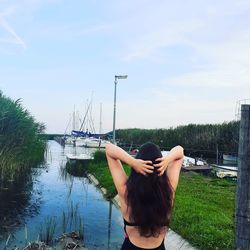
[210,164,238,172]
[182,165,211,173]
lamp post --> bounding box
[113,75,128,144]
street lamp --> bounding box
[113,75,128,144]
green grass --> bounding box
[171,172,235,250]
[66,151,130,198]
[66,151,236,249]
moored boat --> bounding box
[66,153,93,164]
[84,137,109,148]
[211,164,238,179]
[161,151,206,167]
[223,154,238,163]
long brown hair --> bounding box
[126,142,173,237]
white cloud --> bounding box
[122,19,203,61]
[0,16,26,49]
[161,30,250,88]
[37,23,116,42]
[115,95,236,130]
[0,0,61,51]
[118,0,250,65]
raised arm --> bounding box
[155,145,184,191]
[105,143,153,196]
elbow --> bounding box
[105,142,113,156]
[105,143,110,154]
[176,145,184,158]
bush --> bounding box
[92,150,107,164]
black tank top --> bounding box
[122,218,166,250]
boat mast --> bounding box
[99,103,102,135]
[72,105,76,131]
[89,100,96,134]
[79,100,91,132]
[64,113,72,136]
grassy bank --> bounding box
[67,151,235,249]
[171,172,235,249]
[66,151,130,198]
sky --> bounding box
[0,0,250,134]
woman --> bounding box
[105,142,184,250]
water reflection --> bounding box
[0,141,123,249]
[58,163,75,198]
[107,201,112,250]
[0,168,42,237]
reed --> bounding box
[28,202,85,248]
[62,211,69,234]
[78,215,84,240]
[0,91,46,186]
[24,224,28,244]
[5,234,11,247]
[59,163,74,182]
[60,202,84,239]
[116,121,239,157]
[39,217,57,245]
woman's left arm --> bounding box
[154,145,184,191]
[105,143,153,196]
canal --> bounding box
[0,140,124,249]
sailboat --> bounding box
[63,103,93,146]
[84,103,109,148]
[63,106,80,145]
[63,101,109,148]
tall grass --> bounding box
[0,91,46,186]
[39,217,57,245]
[39,202,84,245]
[61,202,84,240]
[116,121,239,157]
[92,150,106,163]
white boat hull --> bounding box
[161,151,206,167]
[66,153,93,164]
[84,138,108,148]
[211,164,238,178]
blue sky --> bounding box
[1,0,250,133]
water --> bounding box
[0,140,124,249]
